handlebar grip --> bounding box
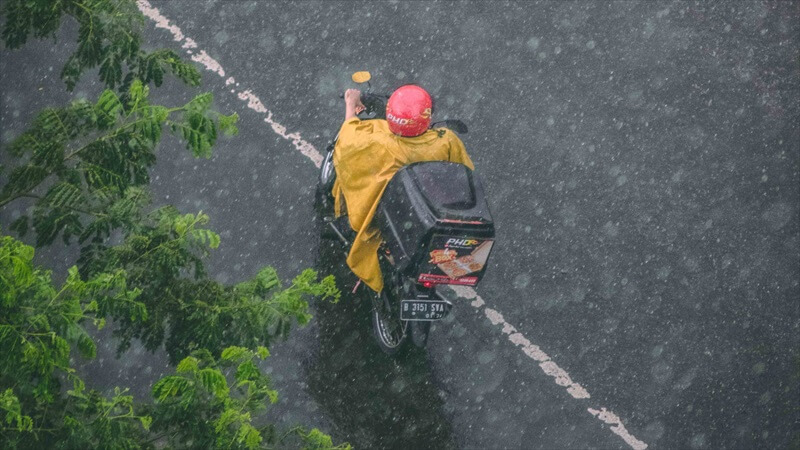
[339,92,389,100]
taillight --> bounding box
[422,281,434,288]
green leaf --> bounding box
[53,336,71,363]
[190,228,220,249]
[32,207,82,247]
[8,133,37,157]
[304,428,335,449]
[37,108,70,139]
[237,423,262,449]
[218,113,239,136]
[214,408,240,433]
[176,116,214,158]
[198,368,228,400]
[9,215,29,237]
[235,360,260,383]
[176,356,199,373]
[253,267,281,292]
[99,53,124,88]
[220,346,249,362]
[61,55,83,92]
[139,49,201,87]
[139,415,152,431]
[256,346,270,359]
[1,165,48,201]
[95,90,123,128]
[0,389,34,432]
[132,107,165,144]
[44,182,84,209]
[187,93,213,111]
[153,376,192,402]
[266,389,278,404]
[76,333,96,359]
[128,79,149,109]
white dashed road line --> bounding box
[136,1,324,168]
[135,2,647,448]
[450,286,647,450]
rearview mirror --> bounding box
[351,71,371,83]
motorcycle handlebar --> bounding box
[339,91,388,118]
[338,91,389,100]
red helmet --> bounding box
[385,85,433,137]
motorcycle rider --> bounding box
[331,84,474,293]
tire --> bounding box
[318,147,336,206]
[409,321,430,348]
[316,148,337,240]
[370,289,408,355]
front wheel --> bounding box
[316,147,338,240]
[371,289,408,355]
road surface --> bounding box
[1,1,797,449]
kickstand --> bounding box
[351,280,362,294]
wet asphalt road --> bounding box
[2,1,799,449]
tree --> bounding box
[0,235,346,448]
[1,1,347,448]
[1,0,199,91]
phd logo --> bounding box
[446,238,479,248]
[386,112,410,125]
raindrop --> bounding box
[651,347,666,363]
[690,433,706,449]
[477,350,496,364]
[513,273,531,290]
[652,361,673,383]
[644,420,665,441]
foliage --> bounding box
[85,205,340,363]
[150,346,350,449]
[1,0,200,91]
[0,232,150,448]
[0,234,347,449]
[0,63,337,364]
[151,346,276,449]
[1,80,238,249]
[1,1,347,449]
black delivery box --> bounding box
[375,162,495,286]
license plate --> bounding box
[400,299,450,321]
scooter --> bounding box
[316,72,495,354]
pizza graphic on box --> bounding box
[431,241,493,278]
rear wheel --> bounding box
[370,286,408,355]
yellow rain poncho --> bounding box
[331,118,474,293]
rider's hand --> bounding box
[345,88,366,115]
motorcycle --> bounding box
[316,72,495,355]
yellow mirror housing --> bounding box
[351,71,371,84]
